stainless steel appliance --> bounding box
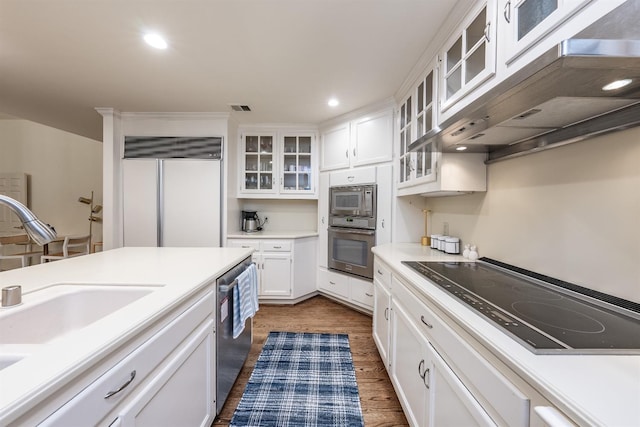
[216,256,253,414]
[329,184,376,228]
[403,259,640,354]
[328,227,376,279]
[328,184,377,279]
[241,210,262,233]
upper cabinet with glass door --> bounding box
[241,133,276,194]
[239,129,317,199]
[398,63,439,191]
[281,133,314,195]
[499,0,593,64]
[440,1,497,119]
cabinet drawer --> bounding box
[350,278,374,309]
[41,291,214,426]
[373,259,391,289]
[391,277,529,427]
[227,239,260,251]
[330,166,376,186]
[261,240,291,252]
[319,270,350,299]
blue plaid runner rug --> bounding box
[230,331,364,426]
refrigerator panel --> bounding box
[162,159,221,247]
[123,159,158,247]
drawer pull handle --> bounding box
[377,269,383,275]
[384,307,389,320]
[104,370,136,399]
[272,245,282,249]
[329,281,336,285]
[365,292,373,297]
[420,315,433,329]
[242,245,251,248]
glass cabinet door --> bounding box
[398,96,412,186]
[441,1,496,112]
[281,134,313,193]
[414,69,438,184]
[244,134,275,191]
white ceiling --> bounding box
[0,0,458,141]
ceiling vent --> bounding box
[230,104,252,112]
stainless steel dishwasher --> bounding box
[216,256,253,414]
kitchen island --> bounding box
[0,246,253,426]
[372,243,640,427]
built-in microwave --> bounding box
[329,184,376,229]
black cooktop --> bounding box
[402,259,640,354]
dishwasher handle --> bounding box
[218,278,239,294]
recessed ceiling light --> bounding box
[455,146,468,151]
[144,33,168,50]
[602,79,632,91]
[328,98,339,107]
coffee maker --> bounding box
[242,210,261,233]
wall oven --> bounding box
[328,184,377,280]
[328,227,375,279]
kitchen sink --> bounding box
[0,283,162,346]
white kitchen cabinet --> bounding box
[317,172,329,269]
[320,107,393,171]
[114,320,214,427]
[259,252,292,298]
[372,262,392,366]
[239,129,318,199]
[317,268,374,312]
[391,294,496,427]
[376,164,392,245]
[498,0,592,64]
[390,299,430,427]
[40,288,215,427]
[397,151,487,197]
[399,64,439,190]
[440,0,497,118]
[329,165,376,187]
[227,237,315,300]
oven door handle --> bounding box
[329,227,375,236]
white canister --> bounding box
[430,234,440,249]
[437,235,448,251]
[444,237,460,254]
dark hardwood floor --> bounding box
[212,295,408,426]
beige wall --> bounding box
[419,127,640,303]
[238,199,317,232]
[0,119,103,242]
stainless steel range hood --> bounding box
[408,1,640,163]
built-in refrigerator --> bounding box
[122,136,222,247]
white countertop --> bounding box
[0,246,253,425]
[227,230,318,239]
[372,243,640,427]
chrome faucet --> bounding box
[0,195,56,245]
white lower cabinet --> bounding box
[372,263,392,366]
[259,252,292,297]
[391,299,494,427]
[317,268,374,311]
[40,288,216,427]
[227,237,316,301]
[373,256,581,427]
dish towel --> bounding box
[233,263,259,339]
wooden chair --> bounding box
[41,235,90,263]
[0,234,43,270]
